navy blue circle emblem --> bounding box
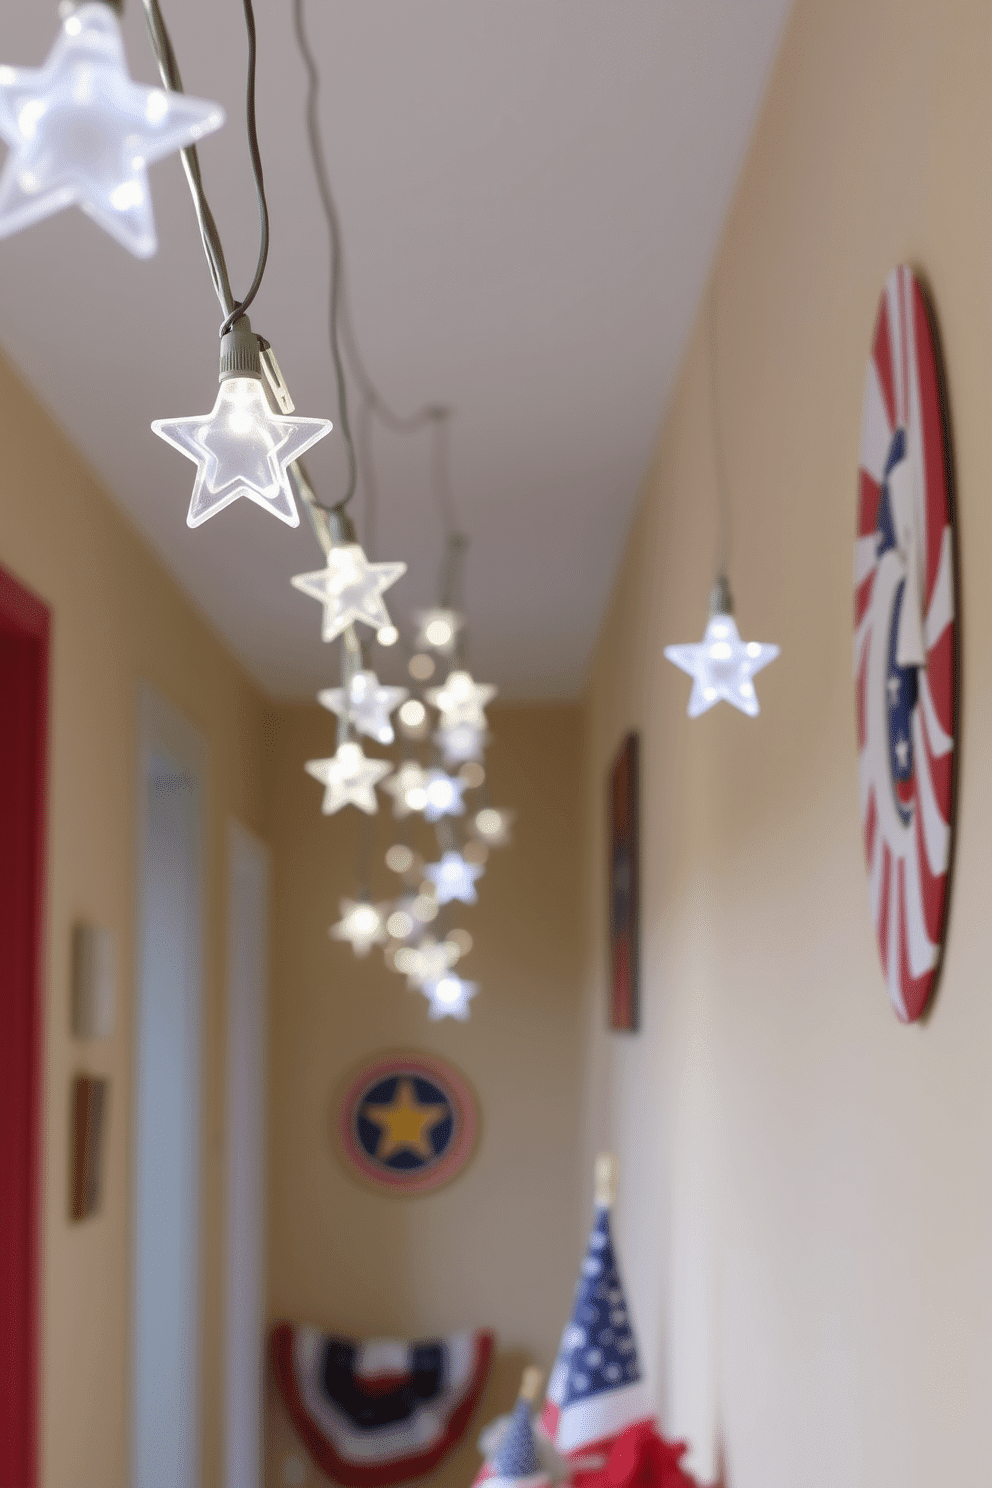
[336,1053,479,1194]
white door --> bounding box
[224,822,269,1488]
[131,688,206,1488]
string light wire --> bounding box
[141,0,269,331]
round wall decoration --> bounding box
[334,1051,479,1195]
[856,265,957,1022]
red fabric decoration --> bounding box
[573,1420,699,1488]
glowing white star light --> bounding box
[291,544,406,643]
[472,807,514,847]
[318,670,408,745]
[414,608,464,655]
[0,4,224,256]
[304,741,390,815]
[394,936,459,989]
[423,974,478,1022]
[382,761,429,818]
[153,322,331,529]
[435,724,489,765]
[664,607,779,718]
[422,770,467,822]
[331,899,387,956]
[424,850,484,905]
[426,670,497,729]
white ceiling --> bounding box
[0,0,792,700]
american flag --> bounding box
[474,1395,551,1488]
[541,1201,652,1458]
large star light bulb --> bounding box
[305,741,391,815]
[422,770,467,822]
[318,670,408,745]
[152,318,331,528]
[424,850,484,905]
[331,899,387,957]
[0,3,225,256]
[423,974,478,1022]
[426,670,497,729]
[292,545,407,643]
[664,581,779,718]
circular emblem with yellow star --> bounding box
[335,1052,479,1195]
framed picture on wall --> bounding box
[607,732,639,1032]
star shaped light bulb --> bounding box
[0,3,225,256]
[436,723,489,765]
[423,974,478,1022]
[422,770,467,822]
[426,670,497,729]
[664,580,779,718]
[152,319,332,528]
[330,898,387,956]
[424,849,484,905]
[292,542,406,644]
[383,761,429,818]
[472,807,513,847]
[318,670,408,745]
[304,740,391,815]
[414,608,464,655]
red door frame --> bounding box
[0,564,49,1488]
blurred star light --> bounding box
[426,670,497,729]
[424,850,484,905]
[330,899,387,956]
[318,670,408,745]
[414,608,464,655]
[423,770,467,822]
[383,761,429,818]
[291,544,406,643]
[423,974,478,1021]
[435,724,489,766]
[664,612,779,718]
[398,936,459,989]
[0,3,224,256]
[472,807,514,847]
[304,741,390,815]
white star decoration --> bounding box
[0,4,224,257]
[291,544,406,643]
[423,974,478,1022]
[435,723,489,765]
[422,770,467,823]
[396,936,458,989]
[664,612,779,718]
[330,899,387,956]
[413,608,464,655]
[426,670,497,729]
[424,850,484,905]
[152,376,330,528]
[472,807,514,847]
[318,670,408,745]
[304,741,391,815]
[382,761,428,818]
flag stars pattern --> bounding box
[559,1209,642,1409]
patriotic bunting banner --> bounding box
[270,1324,494,1486]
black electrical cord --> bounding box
[291,0,468,538]
[141,0,269,334]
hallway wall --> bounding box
[577,2,992,1484]
[264,701,587,1488]
[0,349,268,1488]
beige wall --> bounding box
[578,2,992,1485]
[0,352,269,1488]
[264,701,586,1488]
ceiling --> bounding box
[0,0,792,700]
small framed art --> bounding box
[607,732,639,1032]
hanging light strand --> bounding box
[140,0,269,331]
